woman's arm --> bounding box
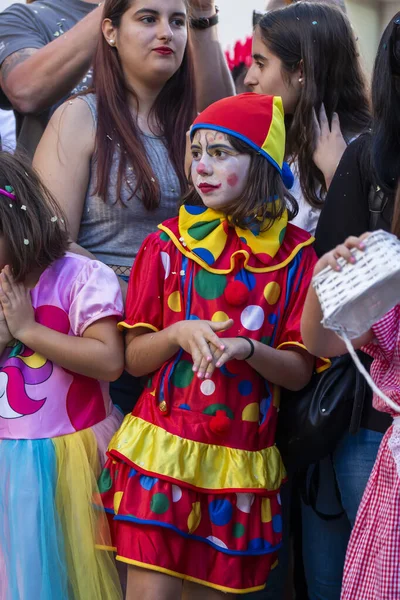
[0,267,124,381]
[68,242,96,260]
[301,284,372,358]
[301,235,373,357]
[33,100,129,303]
[189,0,235,110]
[33,98,95,242]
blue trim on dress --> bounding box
[113,514,282,557]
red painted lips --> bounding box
[153,46,174,55]
[198,183,221,194]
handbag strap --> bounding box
[368,185,388,231]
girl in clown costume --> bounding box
[99,93,327,598]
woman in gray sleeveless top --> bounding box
[32,0,232,413]
[33,0,232,284]
[66,91,181,275]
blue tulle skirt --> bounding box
[0,408,123,600]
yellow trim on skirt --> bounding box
[116,556,267,595]
[109,415,286,492]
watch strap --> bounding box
[190,7,219,30]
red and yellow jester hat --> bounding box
[191,93,294,189]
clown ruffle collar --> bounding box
[158,205,314,274]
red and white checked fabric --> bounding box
[342,305,400,600]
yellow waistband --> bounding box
[108,415,286,492]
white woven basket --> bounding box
[313,230,400,339]
[312,230,400,414]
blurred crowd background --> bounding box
[2,0,397,73]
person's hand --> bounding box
[169,318,233,377]
[196,336,254,379]
[187,0,216,16]
[313,233,371,275]
[0,266,36,340]
[313,104,347,189]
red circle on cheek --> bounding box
[227,173,239,187]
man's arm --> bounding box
[0,6,103,115]
[189,0,234,111]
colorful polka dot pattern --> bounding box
[172,360,194,389]
[263,282,281,305]
[177,205,288,270]
[167,291,181,313]
[100,459,283,558]
[140,224,308,444]
[112,209,316,578]
[194,270,227,300]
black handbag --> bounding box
[276,184,391,472]
[276,351,372,472]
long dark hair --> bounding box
[93,0,196,210]
[258,2,370,208]
[0,152,68,281]
[182,136,298,230]
[370,14,400,194]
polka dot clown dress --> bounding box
[98,205,325,595]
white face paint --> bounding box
[190,130,251,212]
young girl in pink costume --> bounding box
[0,152,124,600]
[301,226,400,600]
[98,93,328,599]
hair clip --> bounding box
[0,186,16,201]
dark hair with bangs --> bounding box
[0,152,69,281]
[181,135,298,230]
[258,2,370,209]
